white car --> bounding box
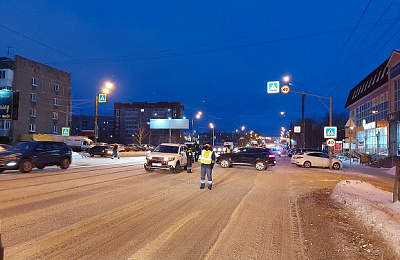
[291,151,342,170]
[144,143,187,173]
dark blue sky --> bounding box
[1,1,400,136]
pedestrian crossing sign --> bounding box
[267,81,280,94]
[62,127,70,136]
[324,126,337,139]
[98,93,107,103]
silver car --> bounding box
[291,151,342,170]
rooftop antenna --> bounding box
[6,45,14,58]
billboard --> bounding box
[150,119,189,129]
[0,90,13,119]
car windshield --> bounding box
[12,142,36,151]
[154,145,179,153]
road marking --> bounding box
[129,211,200,260]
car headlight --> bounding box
[147,156,152,160]
[7,153,21,160]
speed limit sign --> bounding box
[326,138,336,147]
[281,84,290,94]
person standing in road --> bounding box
[112,143,120,159]
[199,142,215,190]
[186,145,194,173]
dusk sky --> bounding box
[1,1,400,136]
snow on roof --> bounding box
[331,180,400,256]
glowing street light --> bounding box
[209,123,215,147]
[95,81,114,143]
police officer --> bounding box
[199,142,215,190]
[186,145,193,173]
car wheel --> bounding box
[303,161,311,168]
[255,160,267,171]
[332,162,341,170]
[144,166,153,172]
[220,159,230,168]
[174,161,181,173]
[19,160,33,173]
[0,169,4,173]
[60,157,71,169]
[37,165,45,170]
[90,154,94,157]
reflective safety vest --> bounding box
[200,150,213,164]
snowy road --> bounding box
[0,155,398,259]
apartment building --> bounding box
[0,55,72,144]
[114,102,185,145]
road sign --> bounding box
[326,138,336,147]
[281,84,290,94]
[62,127,70,136]
[267,81,280,94]
[98,93,107,103]
[324,126,337,139]
[294,126,301,133]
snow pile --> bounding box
[331,180,400,256]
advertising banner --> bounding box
[0,90,13,119]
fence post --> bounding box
[394,165,400,203]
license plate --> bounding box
[152,163,162,166]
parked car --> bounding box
[88,144,113,157]
[216,147,276,171]
[0,141,72,173]
[144,143,187,173]
[291,151,342,170]
[142,144,155,151]
[288,148,325,157]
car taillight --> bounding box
[296,156,303,159]
[268,154,275,158]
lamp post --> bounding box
[209,123,215,147]
[282,76,333,170]
[94,81,114,143]
[280,111,292,149]
[191,111,202,142]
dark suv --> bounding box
[0,141,72,173]
[88,145,113,157]
[216,147,276,171]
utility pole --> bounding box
[302,91,305,148]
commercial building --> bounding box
[114,102,185,144]
[345,49,400,156]
[0,55,72,144]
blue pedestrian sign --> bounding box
[324,126,337,139]
[62,127,70,136]
[98,93,107,103]
[267,81,280,94]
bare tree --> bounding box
[133,124,149,145]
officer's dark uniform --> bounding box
[186,147,193,173]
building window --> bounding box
[52,126,58,133]
[53,112,58,120]
[0,71,5,78]
[31,78,37,86]
[53,98,59,106]
[30,108,37,117]
[29,124,36,133]
[30,93,37,102]
[54,84,59,92]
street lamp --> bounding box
[94,81,114,143]
[209,123,215,147]
[191,111,202,142]
[281,75,333,169]
[280,111,293,149]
